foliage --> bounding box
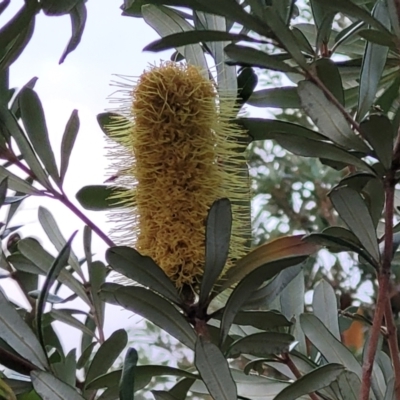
[0,0,400,399]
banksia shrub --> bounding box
[108,61,250,289]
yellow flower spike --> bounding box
[108,61,250,290]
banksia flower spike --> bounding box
[108,61,250,290]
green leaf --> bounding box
[41,0,80,15]
[239,117,324,141]
[142,5,207,70]
[0,107,50,188]
[195,337,237,400]
[199,198,232,305]
[119,348,138,400]
[220,256,307,345]
[60,109,79,184]
[237,67,258,106]
[85,329,128,387]
[247,87,301,108]
[224,44,296,73]
[274,363,345,400]
[311,0,334,46]
[38,207,82,276]
[336,370,361,400]
[169,378,196,400]
[144,30,265,51]
[387,0,400,39]
[0,177,7,208]
[222,310,292,331]
[376,75,400,113]
[152,391,180,400]
[59,1,87,64]
[49,309,95,337]
[106,246,181,304]
[227,332,294,358]
[89,261,107,329]
[99,284,196,349]
[270,133,374,173]
[18,238,89,303]
[357,29,395,48]
[0,166,38,194]
[31,371,85,400]
[19,88,59,184]
[76,185,126,211]
[77,342,96,370]
[298,80,368,152]
[300,313,362,376]
[312,280,340,340]
[357,1,390,120]
[329,185,380,263]
[36,232,77,355]
[0,288,48,370]
[314,58,344,105]
[360,113,393,170]
[52,349,77,387]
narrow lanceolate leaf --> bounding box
[152,391,180,400]
[199,198,232,305]
[314,58,344,105]
[0,177,7,209]
[298,81,368,152]
[224,44,296,73]
[195,337,237,400]
[358,1,390,121]
[221,235,317,291]
[19,88,59,184]
[300,314,361,376]
[0,288,48,370]
[85,329,128,387]
[89,261,107,329]
[360,114,393,170]
[0,165,38,194]
[76,185,127,211]
[142,5,207,71]
[220,256,307,345]
[329,186,380,263]
[247,87,301,108]
[99,284,196,349]
[312,280,340,341]
[59,1,87,64]
[274,364,345,400]
[119,348,138,400]
[227,332,294,358]
[60,109,79,183]
[31,371,85,400]
[36,232,77,353]
[106,246,181,305]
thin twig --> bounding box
[360,173,395,400]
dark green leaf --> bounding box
[231,310,292,331]
[239,117,324,141]
[59,1,87,64]
[60,109,79,184]
[0,177,7,208]
[99,284,196,349]
[300,314,361,376]
[387,0,400,39]
[19,88,59,184]
[200,198,232,305]
[358,1,390,120]
[329,186,380,263]
[270,133,374,173]
[152,391,180,400]
[298,80,369,152]
[119,348,138,400]
[312,280,340,340]
[220,256,306,345]
[358,29,395,48]
[8,253,42,274]
[106,246,181,305]
[195,337,237,400]
[80,316,96,357]
[376,76,400,113]
[36,232,77,355]
[4,195,28,204]
[0,289,48,370]
[336,370,361,400]
[18,238,89,303]
[363,177,385,228]
[237,67,258,105]
[0,165,38,194]
[85,329,128,387]
[225,44,296,73]
[41,0,80,15]
[274,363,345,400]
[29,291,63,304]
[31,371,85,400]
[52,349,77,387]
[360,114,393,169]
[77,342,96,370]
[76,185,126,211]
[144,30,265,52]
[227,332,294,358]
[168,378,196,400]
[314,58,344,105]
[89,261,107,329]
[247,87,301,108]
[310,0,334,44]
